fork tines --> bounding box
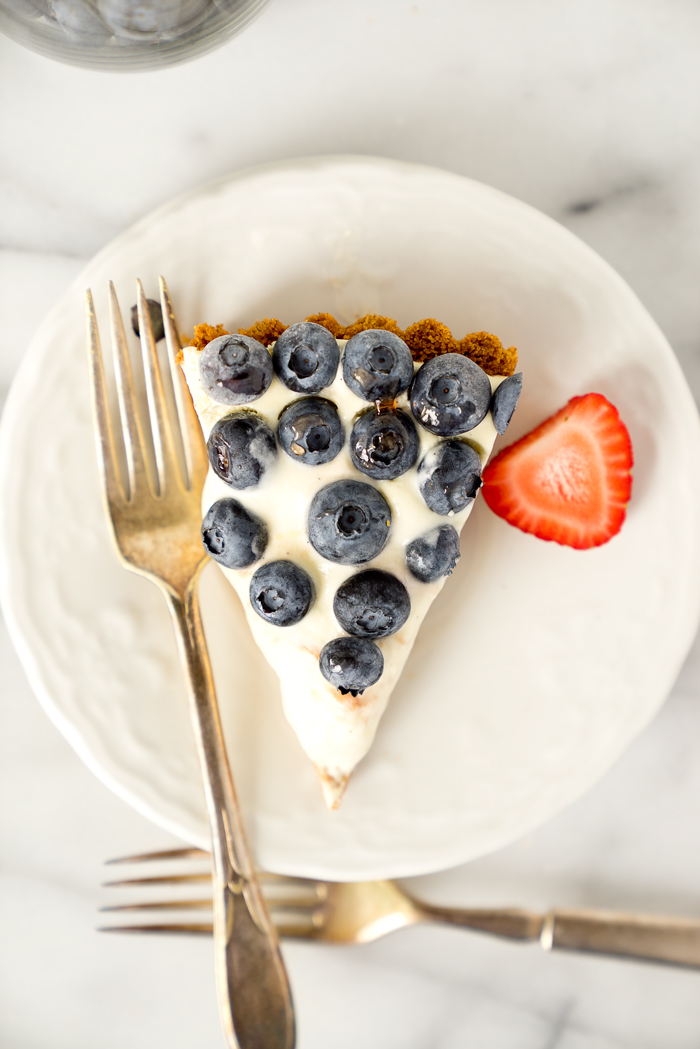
[86,277,204,508]
[99,848,326,937]
[105,846,210,865]
[98,846,214,934]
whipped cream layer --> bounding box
[182,340,503,807]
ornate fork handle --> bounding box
[167,578,295,1048]
[417,900,700,967]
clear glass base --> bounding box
[0,0,270,71]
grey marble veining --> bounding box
[2,0,700,1045]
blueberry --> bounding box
[319,637,384,695]
[418,439,482,515]
[201,498,267,570]
[343,330,414,403]
[272,322,340,394]
[410,353,491,435]
[491,373,523,434]
[406,525,461,583]
[130,298,164,342]
[277,397,344,466]
[350,408,419,480]
[334,569,410,639]
[308,480,391,565]
[249,560,314,627]
[199,334,273,406]
[207,412,277,490]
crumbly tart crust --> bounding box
[188,314,518,376]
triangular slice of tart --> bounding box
[180,314,521,809]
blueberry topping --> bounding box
[130,298,164,342]
[207,412,277,490]
[308,480,391,564]
[418,439,482,515]
[272,322,340,394]
[278,397,344,466]
[199,334,273,405]
[334,569,410,639]
[342,330,414,403]
[249,560,314,627]
[410,353,491,435]
[319,636,384,695]
[349,408,419,480]
[491,373,523,434]
[201,499,268,569]
[406,525,461,583]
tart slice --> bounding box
[180,314,521,809]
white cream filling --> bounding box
[182,340,503,791]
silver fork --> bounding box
[99,847,700,969]
[87,281,294,1049]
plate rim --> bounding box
[2,153,700,879]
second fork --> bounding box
[100,846,700,970]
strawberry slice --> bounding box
[482,393,633,549]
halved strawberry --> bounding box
[482,393,633,549]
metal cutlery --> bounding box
[86,281,295,1049]
[100,847,700,968]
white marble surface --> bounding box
[2,1,700,1045]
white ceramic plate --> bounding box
[2,156,700,880]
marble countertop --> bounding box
[2,1,700,1045]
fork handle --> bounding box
[166,580,295,1049]
[542,909,700,968]
[419,901,700,967]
